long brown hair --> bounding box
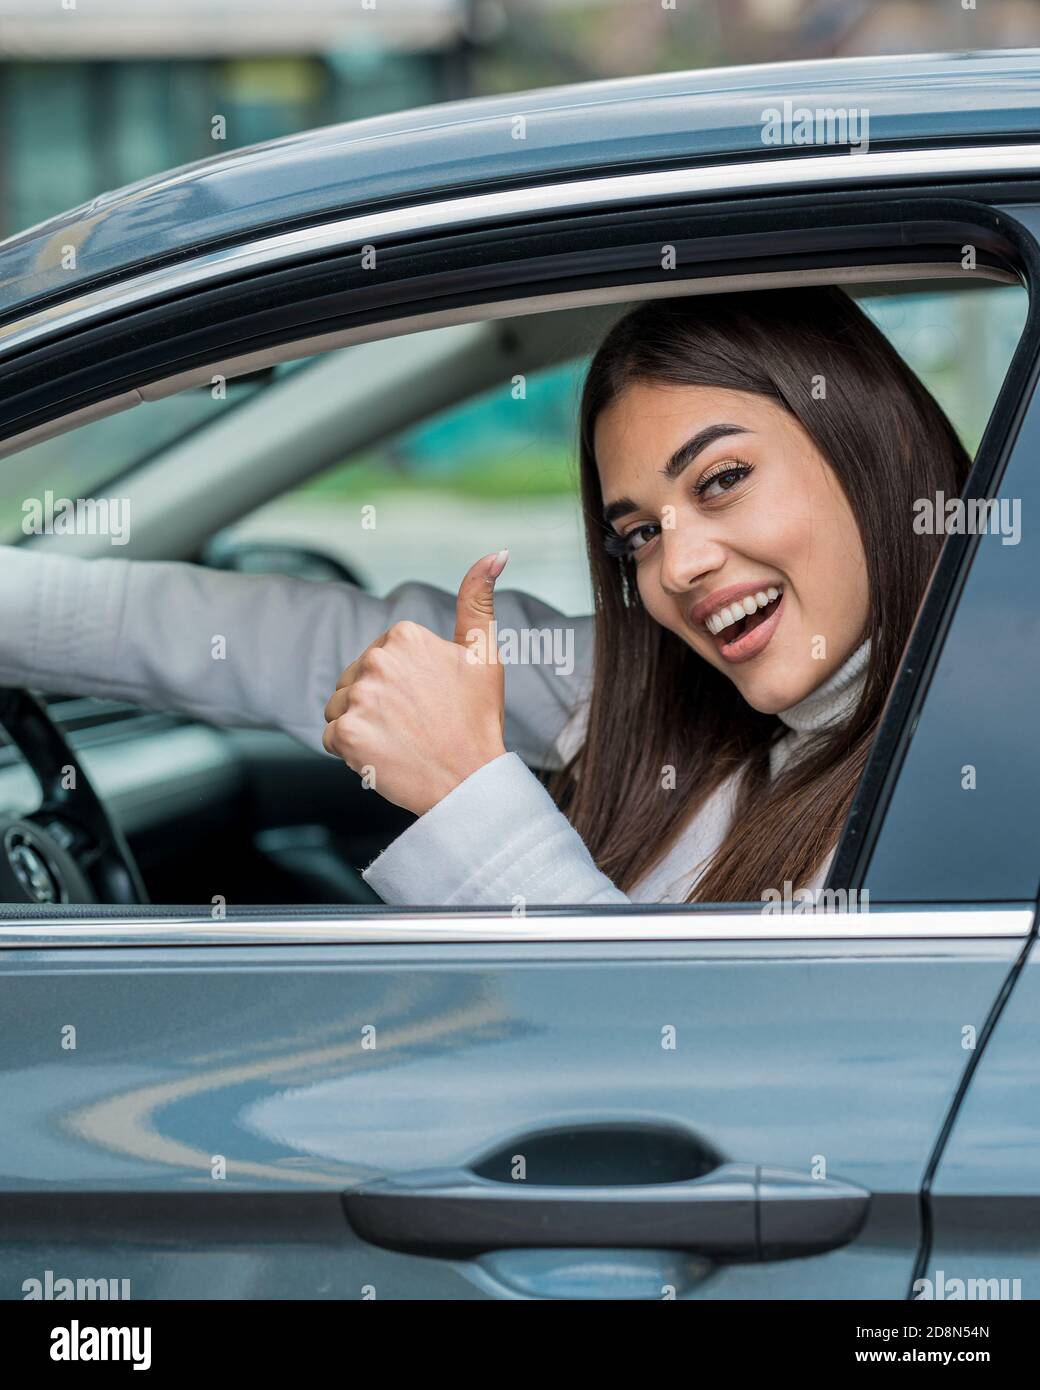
[547,286,971,901]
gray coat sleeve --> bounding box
[361,755,839,908]
[361,752,630,906]
[0,546,594,764]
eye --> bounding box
[603,520,661,559]
[696,460,754,499]
[625,521,660,554]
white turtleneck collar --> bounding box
[769,638,871,778]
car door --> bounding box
[0,166,1037,1301]
[864,204,1040,1300]
[923,905,1040,1302]
[0,919,1031,1300]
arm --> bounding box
[0,547,593,762]
[360,751,839,907]
[361,751,630,906]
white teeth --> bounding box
[704,585,783,634]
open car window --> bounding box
[0,275,1031,913]
[0,374,276,544]
[222,355,593,614]
[216,283,1027,616]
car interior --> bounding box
[0,271,1028,908]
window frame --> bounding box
[0,170,1032,445]
[0,164,1038,934]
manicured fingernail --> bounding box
[485,548,509,583]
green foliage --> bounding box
[296,443,580,500]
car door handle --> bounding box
[343,1161,870,1261]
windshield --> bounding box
[0,372,273,544]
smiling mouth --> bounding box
[702,585,786,663]
[719,593,780,641]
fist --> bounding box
[322,550,510,816]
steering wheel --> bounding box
[0,689,147,906]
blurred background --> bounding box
[0,0,1033,609]
[1,0,1038,239]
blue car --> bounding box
[0,49,1037,1301]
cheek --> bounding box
[782,490,868,627]
[824,525,870,628]
[634,561,680,634]
[634,565,656,616]
[745,465,814,554]
[744,463,826,566]
[744,509,804,568]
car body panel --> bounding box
[927,929,1040,1295]
[0,50,1038,321]
[0,935,1022,1299]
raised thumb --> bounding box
[453,548,509,653]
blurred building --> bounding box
[0,0,476,235]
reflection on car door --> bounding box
[0,907,1026,1300]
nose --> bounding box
[657,520,726,595]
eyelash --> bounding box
[603,459,755,559]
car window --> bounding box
[856,238,1039,901]
[0,373,271,544]
[222,356,593,614]
[0,282,1025,601]
[0,358,315,547]
[0,278,1030,916]
[859,284,1026,453]
[218,283,1027,616]
[865,372,1040,901]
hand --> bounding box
[322,549,510,816]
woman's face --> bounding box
[594,382,870,714]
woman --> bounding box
[321,287,970,905]
[0,287,969,907]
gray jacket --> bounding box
[0,547,632,903]
[0,548,843,906]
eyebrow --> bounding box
[601,423,753,527]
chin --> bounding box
[733,668,810,716]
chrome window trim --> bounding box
[1,142,1037,364]
[0,907,1032,948]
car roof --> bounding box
[1,48,1038,322]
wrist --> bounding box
[421,741,508,815]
